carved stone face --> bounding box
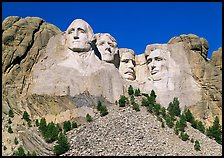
[146,49,169,81]
[66,19,93,52]
[119,49,135,81]
[95,33,118,62]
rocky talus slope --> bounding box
[63,104,222,156]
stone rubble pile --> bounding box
[63,105,222,156]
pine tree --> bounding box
[161,107,166,119]
[194,140,201,151]
[119,95,127,107]
[44,122,60,143]
[153,103,161,116]
[63,121,71,133]
[141,97,149,107]
[184,109,194,123]
[22,111,31,122]
[206,116,222,144]
[196,121,205,133]
[71,121,77,129]
[130,95,135,105]
[8,118,12,124]
[132,102,140,111]
[8,126,13,133]
[128,85,134,96]
[134,88,141,96]
[100,105,108,117]
[167,97,180,117]
[9,108,14,118]
[35,119,39,127]
[15,146,26,156]
[179,132,189,141]
[86,114,93,122]
[97,100,102,111]
[165,115,174,128]
[14,137,19,145]
[54,132,70,156]
[39,118,47,133]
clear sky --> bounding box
[2,2,222,58]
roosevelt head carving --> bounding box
[95,33,118,63]
[65,19,94,52]
[145,48,170,81]
[119,48,136,81]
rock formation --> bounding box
[2,16,222,156]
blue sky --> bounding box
[2,2,222,58]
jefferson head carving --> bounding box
[145,48,170,81]
[65,19,94,52]
[119,48,136,81]
[95,33,118,63]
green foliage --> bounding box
[128,85,134,95]
[22,111,31,122]
[147,103,153,113]
[190,118,197,129]
[100,105,108,117]
[130,95,135,105]
[194,140,201,151]
[57,124,62,132]
[196,121,205,133]
[54,132,70,156]
[8,118,12,124]
[161,107,166,119]
[15,146,26,156]
[27,120,32,127]
[14,137,19,145]
[3,146,7,150]
[174,127,179,135]
[27,150,37,156]
[119,95,128,107]
[175,114,187,132]
[167,97,181,117]
[35,119,39,127]
[142,93,149,97]
[134,88,141,97]
[9,108,14,118]
[8,126,13,133]
[132,102,140,111]
[39,118,47,133]
[63,121,71,133]
[97,100,102,111]
[179,132,189,141]
[44,122,60,143]
[153,103,161,116]
[86,113,93,122]
[184,109,194,123]
[150,90,157,99]
[71,121,77,129]
[141,97,149,107]
[206,116,222,144]
[165,115,174,128]
[161,121,165,128]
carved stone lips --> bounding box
[125,70,133,75]
[151,70,158,75]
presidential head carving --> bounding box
[65,19,94,52]
[145,48,170,81]
[119,48,136,81]
[95,33,118,63]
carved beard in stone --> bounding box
[146,49,169,81]
[66,19,93,52]
[119,50,136,81]
[96,34,118,62]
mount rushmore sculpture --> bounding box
[2,17,222,127]
[28,18,207,110]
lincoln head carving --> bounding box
[119,48,136,81]
[145,48,169,81]
[65,19,94,52]
[95,33,118,63]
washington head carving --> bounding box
[65,19,94,52]
[95,33,118,63]
[145,48,170,81]
[119,48,136,81]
